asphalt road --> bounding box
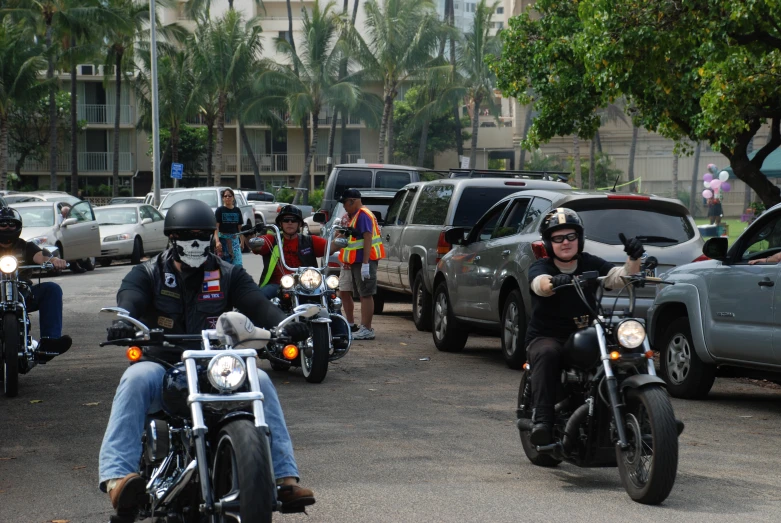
[2,255,781,523]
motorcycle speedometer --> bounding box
[0,256,18,274]
[300,269,323,290]
[616,320,646,349]
[206,353,247,392]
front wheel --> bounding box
[301,323,329,383]
[616,386,679,505]
[517,370,561,467]
[212,420,275,523]
[3,313,20,397]
[80,257,96,271]
[501,289,527,369]
[659,317,715,399]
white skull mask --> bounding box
[173,238,210,268]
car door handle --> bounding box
[91,225,98,230]
[502,249,511,257]
[758,278,775,287]
[385,234,390,242]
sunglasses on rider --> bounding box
[550,232,579,243]
[0,221,17,229]
[281,218,300,224]
[173,231,212,241]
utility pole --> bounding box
[149,0,162,206]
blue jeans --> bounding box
[219,235,243,266]
[261,284,280,300]
[30,282,63,338]
[98,361,299,491]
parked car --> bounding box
[321,163,439,217]
[11,200,101,272]
[4,194,45,204]
[94,204,168,266]
[18,191,82,206]
[648,202,781,399]
[157,187,255,230]
[434,190,704,368]
[108,196,145,205]
[378,175,572,328]
[143,188,175,206]
[305,190,397,237]
[241,190,313,225]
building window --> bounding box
[496,7,504,14]
[278,31,292,45]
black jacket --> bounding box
[117,249,286,363]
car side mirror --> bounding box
[702,237,728,261]
[141,217,153,225]
[61,218,77,227]
[313,212,326,223]
[444,227,467,246]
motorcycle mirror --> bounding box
[642,256,658,271]
[294,304,321,319]
[101,306,130,316]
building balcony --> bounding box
[78,104,135,125]
[185,112,363,127]
[9,152,135,173]
[206,153,377,174]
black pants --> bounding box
[526,337,565,416]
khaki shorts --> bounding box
[350,260,378,298]
[338,266,353,292]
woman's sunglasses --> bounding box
[222,194,234,199]
[550,232,579,243]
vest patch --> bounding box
[206,316,219,328]
[198,292,224,301]
[160,289,180,299]
[157,316,174,329]
[202,280,220,292]
[204,269,220,281]
[164,273,177,288]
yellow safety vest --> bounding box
[338,207,386,264]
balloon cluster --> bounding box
[701,163,731,199]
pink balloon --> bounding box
[703,173,713,182]
[710,179,721,191]
[721,182,731,192]
[707,163,717,173]
[702,189,713,199]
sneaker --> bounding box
[350,323,360,333]
[353,326,375,340]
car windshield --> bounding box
[160,190,218,209]
[94,207,138,225]
[4,195,43,203]
[16,206,55,227]
[43,195,81,206]
[576,207,696,245]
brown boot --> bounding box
[108,473,145,512]
[277,483,315,513]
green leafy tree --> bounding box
[147,125,208,186]
[568,152,622,190]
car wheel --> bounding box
[432,281,468,352]
[81,257,95,271]
[130,237,144,265]
[98,258,112,267]
[373,289,385,315]
[69,259,86,274]
[412,271,432,332]
[501,289,527,369]
[659,317,716,399]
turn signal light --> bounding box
[610,351,621,360]
[282,345,299,360]
[126,346,143,362]
[523,362,530,370]
[283,293,291,300]
[645,350,655,359]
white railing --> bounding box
[77,104,134,125]
[7,152,134,172]
[237,153,377,174]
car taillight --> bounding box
[276,205,283,213]
[531,241,547,260]
[436,231,451,263]
[692,254,710,262]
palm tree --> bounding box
[689,140,701,216]
[354,0,440,162]
[186,0,264,17]
[259,0,360,204]
[0,19,48,190]
[192,10,263,186]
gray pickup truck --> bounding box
[377,173,571,330]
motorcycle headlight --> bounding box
[326,275,339,289]
[0,256,17,274]
[300,269,322,290]
[616,320,646,349]
[280,275,295,289]
[206,354,247,392]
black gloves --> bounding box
[280,322,309,342]
[621,235,645,260]
[107,320,136,341]
[550,274,572,290]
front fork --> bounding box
[594,323,629,449]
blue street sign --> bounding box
[171,162,184,180]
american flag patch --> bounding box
[204,270,220,281]
[203,280,220,292]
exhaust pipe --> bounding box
[562,404,589,452]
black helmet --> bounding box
[539,208,584,259]
[163,199,217,236]
[275,204,303,226]
[0,207,23,244]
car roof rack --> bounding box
[442,168,570,182]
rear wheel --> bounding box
[80,257,95,271]
[659,317,715,399]
[412,271,432,332]
[517,370,560,467]
[98,258,112,267]
[432,282,468,352]
[3,313,20,397]
[373,290,385,315]
[301,323,329,383]
[616,386,679,504]
[131,237,144,265]
[69,257,86,274]
[212,420,275,523]
[501,290,527,369]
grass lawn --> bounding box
[694,217,748,245]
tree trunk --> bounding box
[519,104,533,169]
[47,25,58,190]
[377,89,391,163]
[595,130,602,155]
[15,156,24,179]
[295,110,318,206]
[112,51,123,197]
[744,136,755,210]
[387,89,396,162]
[417,116,430,167]
[70,36,78,196]
[206,118,214,186]
[588,138,596,189]
[469,98,481,168]
[339,111,348,163]
[214,92,226,186]
[573,134,582,188]
[439,0,452,57]
[448,0,463,159]
[627,124,638,183]
[240,122,262,190]
[689,141,701,217]
[0,114,8,191]
[325,106,338,179]
[672,153,679,198]
[722,118,781,208]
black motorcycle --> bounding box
[0,254,65,397]
[100,304,321,522]
[516,257,681,504]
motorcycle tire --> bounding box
[301,323,329,383]
[616,385,678,505]
[3,312,20,397]
[517,370,560,467]
[212,419,275,523]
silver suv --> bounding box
[377,175,571,328]
[434,190,704,368]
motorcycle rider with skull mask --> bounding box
[525,208,644,446]
[99,199,315,516]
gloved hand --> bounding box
[107,320,136,341]
[248,237,266,251]
[619,233,645,260]
[254,222,268,234]
[280,322,309,342]
[550,274,572,291]
[361,263,371,281]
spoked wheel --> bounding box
[301,323,329,383]
[616,386,678,505]
[517,370,561,467]
[2,313,19,397]
[212,420,275,523]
